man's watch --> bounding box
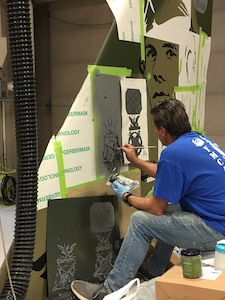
[122,192,132,206]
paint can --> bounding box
[181,248,202,278]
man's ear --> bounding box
[139,58,146,75]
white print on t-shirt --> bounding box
[199,135,225,158]
[192,137,204,147]
[192,136,225,171]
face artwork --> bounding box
[144,37,179,107]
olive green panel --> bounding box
[95,22,142,78]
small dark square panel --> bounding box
[126,88,142,115]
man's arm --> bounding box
[123,192,168,215]
[120,144,157,178]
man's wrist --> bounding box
[122,192,132,206]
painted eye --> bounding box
[146,45,157,63]
[165,49,177,59]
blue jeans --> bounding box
[105,205,225,292]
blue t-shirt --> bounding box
[153,132,225,234]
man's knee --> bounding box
[130,210,151,227]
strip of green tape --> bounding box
[54,141,66,198]
[196,27,202,85]
[88,65,132,77]
[196,27,208,85]
[139,0,145,61]
[200,27,208,47]
[179,58,183,74]
[66,177,105,192]
[174,84,202,93]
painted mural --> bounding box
[37,0,212,210]
[30,0,213,297]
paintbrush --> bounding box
[117,145,156,149]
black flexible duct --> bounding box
[0,0,38,299]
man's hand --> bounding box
[119,143,138,165]
[111,181,129,200]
